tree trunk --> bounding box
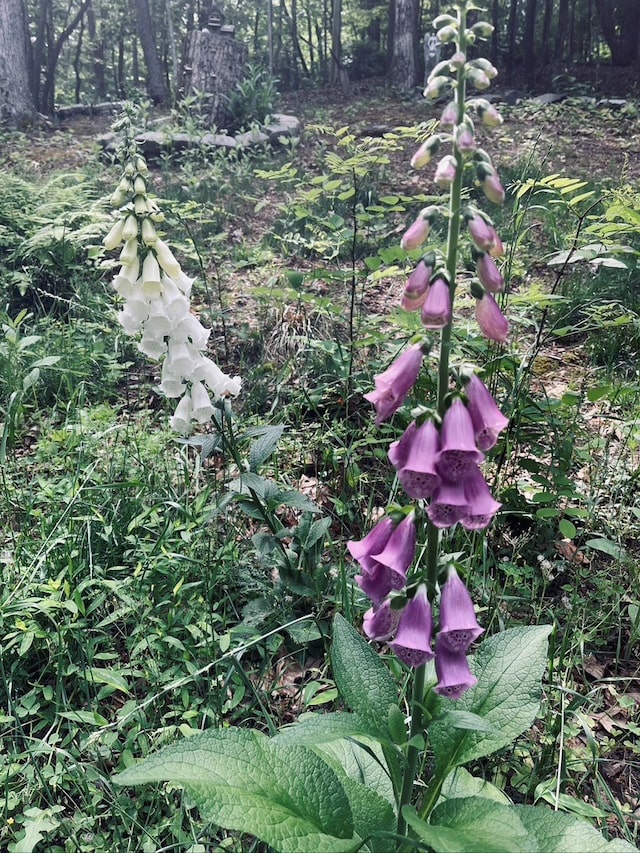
[183,29,248,128]
[390,0,419,90]
[554,0,568,61]
[330,0,348,88]
[506,0,518,80]
[594,0,640,66]
[523,0,537,89]
[0,0,36,123]
[541,0,553,65]
[134,0,169,103]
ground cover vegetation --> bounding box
[2,3,640,852]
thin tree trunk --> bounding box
[523,0,537,89]
[554,0,569,62]
[0,0,36,123]
[73,15,84,102]
[506,0,518,81]
[42,0,90,114]
[390,0,419,90]
[133,0,168,103]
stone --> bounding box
[596,98,628,110]
[200,132,237,149]
[235,128,269,147]
[501,89,525,106]
[531,93,567,105]
[264,113,301,143]
[135,131,170,156]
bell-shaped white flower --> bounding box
[160,277,190,322]
[198,357,242,397]
[173,314,210,349]
[155,239,181,278]
[119,238,139,265]
[104,218,125,251]
[190,380,215,423]
[169,393,194,435]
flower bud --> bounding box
[465,211,500,253]
[401,207,436,251]
[135,156,149,174]
[424,75,452,100]
[455,123,476,154]
[410,135,442,169]
[134,195,150,216]
[421,276,452,329]
[475,251,504,293]
[466,67,490,90]
[477,99,503,127]
[117,177,133,194]
[134,176,147,195]
[473,58,499,80]
[141,217,158,245]
[471,21,495,39]
[110,190,127,208]
[477,164,505,205]
[402,253,434,311]
[440,101,458,131]
[433,13,456,27]
[475,292,509,342]
[154,238,181,278]
[450,51,466,69]
[434,155,457,189]
[103,218,125,251]
[122,215,139,242]
[437,25,457,43]
[119,238,138,265]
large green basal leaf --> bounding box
[403,798,535,852]
[331,613,398,738]
[114,727,358,852]
[430,625,552,773]
[515,804,637,852]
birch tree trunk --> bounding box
[0,0,36,123]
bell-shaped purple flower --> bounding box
[364,344,424,424]
[388,421,416,471]
[466,211,497,253]
[438,566,484,652]
[363,598,401,642]
[476,252,504,293]
[371,512,417,590]
[392,419,441,500]
[460,466,501,530]
[435,155,457,189]
[480,167,505,205]
[465,373,509,451]
[427,481,469,529]
[435,399,484,482]
[401,207,436,251]
[389,585,434,668]
[348,517,395,603]
[402,257,433,312]
[421,277,452,330]
[475,293,509,343]
[348,517,394,566]
[434,636,477,699]
[356,562,394,604]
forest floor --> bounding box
[3,82,640,843]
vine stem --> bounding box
[395,7,468,846]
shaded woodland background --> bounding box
[1,0,639,124]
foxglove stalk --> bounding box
[104,120,240,434]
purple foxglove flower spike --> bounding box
[393,419,441,500]
[476,252,504,293]
[434,636,477,699]
[435,398,484,482]
[402,258,433,312]
[435,155,457,189]
[475,292,509,343]
[465,373,509,451]
[460,466,501,530]
[364,344,424,424]
[438,566,484,652]
[363,599,401,642]
[427,480,469,529]
[421,277,452,329]
[372,512,417,590]
[390,585,435,668]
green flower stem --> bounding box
[397,8,469,846]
